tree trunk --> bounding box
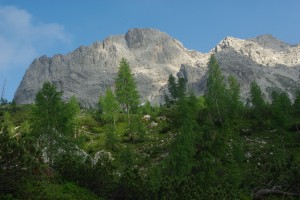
[254,188,300,200]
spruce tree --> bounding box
[167,74,178,102]
[165,74,186,105]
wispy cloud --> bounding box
[0,5,71,70]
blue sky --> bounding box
[0,0,299,101]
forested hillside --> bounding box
[1,56,300,199]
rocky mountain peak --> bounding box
[125,28,170,48]
[248,34,292,51]
[214,36,245,52]
[14,28,300,107]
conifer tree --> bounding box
[249,81,265,110]
[115,58,140,122]
[249,81,267,124]
[31,82,78,164]
[100,88,120,150]
[227,75,243,121]
[177,77,187,100]
[165,74,186,105]
[206,55,227,124]
[64,96,80,138]
[165,94,197,178]
[167,74,178,102]
[271,91,292,129]
[101,88,120,128]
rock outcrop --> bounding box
[14,28,300,107]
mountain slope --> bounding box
[14,28,300,107]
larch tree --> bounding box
[31,82,79,164]
[227,75,243,121]
[101,88,120,129]
[164,94,198,178]
[249,81,267,124]
[115,58,140,122]
[100,88,120,150]
[206,55,227,124]
[271,91,292,130]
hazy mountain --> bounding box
[14,28,300,107]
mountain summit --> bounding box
[14,28,300,107]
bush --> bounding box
[18,179,101,200]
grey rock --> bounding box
[14,28,300,107]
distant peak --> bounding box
[125,28,170,48]
[248,34,291,51]
[213,36,243,52]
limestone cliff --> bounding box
[14,28,300,107]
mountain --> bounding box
[14,28,300,107]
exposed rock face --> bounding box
[14,28,300,107]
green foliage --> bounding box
[0,112,38,195]
[31,82,79,164]
[114,168,149,200]
[227,75,243,121]
[2,58,300,199]
[55,154,115,199]
[115,58,140,116]
[64,96,81,137]
[99,88,120,150]
[164,94,198,178]
[105,124,118,151]
[129,114,146,142]
[140,101,160,117]
[250,81,266,110]
[0,97,8,106]
[100,88,120,127]
[249,81,267,119]
[119,147,134,170]
[165,74,187,105]
[18,179,101,200]
[177,76,186,100]
[271,91,292,129]
[206,55,227,124]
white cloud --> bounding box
[0,5,71,70]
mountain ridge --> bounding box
[14,28,300,107]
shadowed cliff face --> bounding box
[14,28,300,107]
